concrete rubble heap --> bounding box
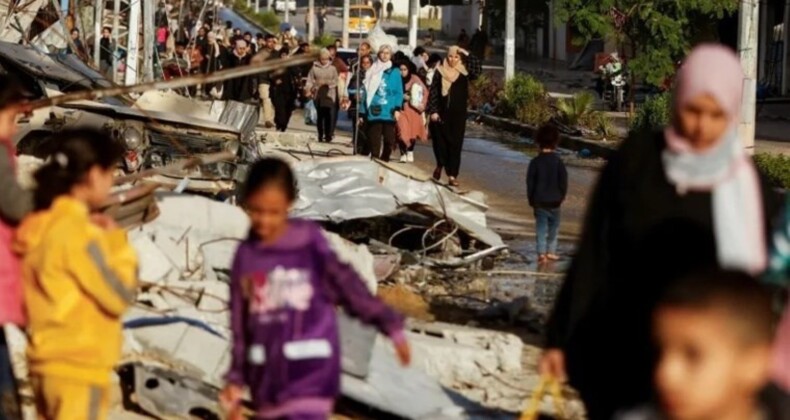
[5,96,581,418]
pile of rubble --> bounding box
[5,100,582,419]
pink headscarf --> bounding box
[673,44,744,124]
[662,44,766,274]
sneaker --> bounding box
[264,121,274,129]
[399,154,409,163]
[407,151,414,163]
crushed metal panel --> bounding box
[289,157,504,248]
[0,41,89,88]
[291,158,398,222]
[60,101,241,134]
[135,91,258,141]
[209,100,260,143]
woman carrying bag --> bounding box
[395,59,428,163]
[359,45,403,162]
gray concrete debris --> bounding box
[119,363,222,419]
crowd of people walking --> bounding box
[53,7,790,420]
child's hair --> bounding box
[33,129,124,210]
[535,124,560,149]
[413,46,426,57]
[0,75,27,108]
[241,158,298,203]
[658,269,776,346]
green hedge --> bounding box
[754,153,790,189]
[630,92,671,137]
[232,0,281,33]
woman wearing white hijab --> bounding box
[540,44,782,420]
[359,45,404,161]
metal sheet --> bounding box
[290,157,504,248]
[0,41,89,87]
[60,101,242,134]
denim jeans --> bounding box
[534,207,561,255]
[0,328,21,420]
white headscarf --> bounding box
[363,44,393,107]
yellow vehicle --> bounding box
[348,5,377,34]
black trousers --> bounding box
[0,329,21,420]
[275,107,293,132]
[367,121,396,162]
[316,105,336,142]
[352,115,369,155]
[398,141,415,154]
[430,119,465,177]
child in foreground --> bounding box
[526,124,567,264]
[15,129,138,419]
[222,158,410,420]
[618,270,788,420]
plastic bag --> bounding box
[520,375,565,420]
[410,83,423,109]
[366,24,411,57]
[304,100,318,125]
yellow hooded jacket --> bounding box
[15,196,138,385]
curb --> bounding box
[470,112,618,159]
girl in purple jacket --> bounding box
[222,158,411,420]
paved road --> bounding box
[218,6,270,35]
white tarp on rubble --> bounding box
[290,157,505,249]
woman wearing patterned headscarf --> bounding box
[540,44,783,419]
[426,45,481,187]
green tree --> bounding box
[554,0,737,86]
[486,0,549,43]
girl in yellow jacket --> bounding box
[14,129,137,420]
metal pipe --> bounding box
[27,53,318,110]
[737,0,760,153]
[93,0,103,67]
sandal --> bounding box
[537,254,548,264]
[448,177,460,187]
[432,167,442,181]
[546,254,561,261]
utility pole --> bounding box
[782,0,790,95]
[308,0,314,43]
[284,0,289,23]
[254,0,259,14]
[112,0,120,83]
[737,0,759,153]
[408,0,418,48]
[142,0,154,82]
[342,0,350,48]
[125,0,140,85]
[93,0,103,67]
[504,0,515,81]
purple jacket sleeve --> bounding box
[314,229,405,338]
[226,245,248,386]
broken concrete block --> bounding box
[408,332,499,385]
[175,325,230,387]
[129,231,177,284]
[323,230,377,294]
[408,321,524,375]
